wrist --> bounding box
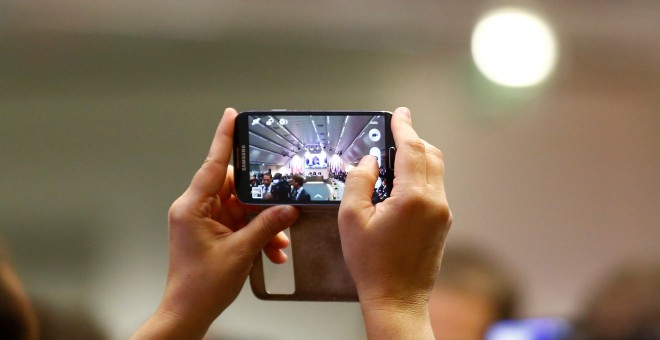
[360,295,434,340]
[132,279,224,340]
[132,304,213,340]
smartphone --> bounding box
[234,110,395,205]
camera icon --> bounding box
[368,129,381,142]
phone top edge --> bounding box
[239,202,341,207]
[238,110,393,115]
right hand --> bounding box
[338,107,452,338]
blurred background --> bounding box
[1,0,658,339]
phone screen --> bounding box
[234,111,394,205]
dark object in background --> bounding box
[34,299,108,340]
[571,262,660,340]
[429,245,522,339]
[487,261,660,340]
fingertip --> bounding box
[394,107,411,120]
[240,205,298,252]
[218,108,238,126]
[278,230,290,245]
[218,108,238,128]
[264,247,288,264]
[358,155,378,167]
[350,156,379,180]
[276,205,299,225]
[268,230,290,249]
[341,155,379,213]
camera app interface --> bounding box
[247,114,389,203]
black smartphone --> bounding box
[234,110,395,205]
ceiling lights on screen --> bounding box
[471,8,558,87]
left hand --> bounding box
[132,108,299,339]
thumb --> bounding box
[235,205,299,251]
[339,156,378,225]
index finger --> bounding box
[188,108,238,197]
[391,107,426,185]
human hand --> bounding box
[338,107,452,339]
[132,108,299,340]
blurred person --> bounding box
[428,245,520,340]
[1,241,108,340]
[259,173,272,197]
[132,107,452,339]
[0,243,38,340]
[32,299,108,340]
[269,172,292,202]
[290,174,311,203]
[571,261,660,340]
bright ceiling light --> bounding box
[471,8,558,87]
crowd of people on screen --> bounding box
[249,167,389,204]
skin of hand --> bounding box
[132,108,299,340]
[338,107,452,339]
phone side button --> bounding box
[388,147,396,170]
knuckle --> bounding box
[433,202,452,224]
[446,209,454,227]
[403,138,426,154]
[338,204,361,226]
[425,144,444,160]
[397,188,427,210]
[168,197,190,225]
[397,190,451,224]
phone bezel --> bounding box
[233,110,395,205]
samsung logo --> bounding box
[240,145,247,171]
